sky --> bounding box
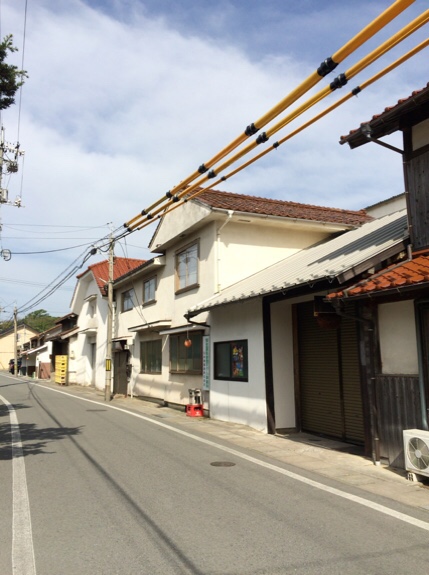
[0,0,427,322]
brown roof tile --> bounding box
[340,83,429,148]
[77,257,146,294]
[195,188,371,227]
[327,252,429,299]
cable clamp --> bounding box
[273,141,280,149]
[146,213,153,220]
[208,170,217,179]
[198,164,208,174]
[352,86,361,96]
[330,73,347,91]
[244,123,258,136]
[256,132,269,145]
[317,57,338,77]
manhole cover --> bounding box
[210,461,236,467]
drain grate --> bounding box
[210,461,236,467]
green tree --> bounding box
[0,34,27,110]
[24,310,58,333]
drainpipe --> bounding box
[215,210,234,293]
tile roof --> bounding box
[326,252,429,300]
[340,83,429,148]
[77,257,146,294]
[195,188,371,227]
[188,209,408,316]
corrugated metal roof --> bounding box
[188,209,408,316]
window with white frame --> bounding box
[143,276,156,305]
[175,241,199,293]
[121,288,135,312]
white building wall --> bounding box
[71,275,108,390]
[378,300,418,374]
[219,222,329,290]
[271,300,296,430]
[209,299,267,432]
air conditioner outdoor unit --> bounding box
[403,429,429,478]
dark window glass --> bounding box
[214,340,248,381]
[170,332,202,374]
[140,340,162,373]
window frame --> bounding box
[121,288,135,312]
[175,241,199,294]
[143,276,157,306]
[214,340,248,381]
[140,339,162,374]
[169,331,203,374]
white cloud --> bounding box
[0,0,427,317]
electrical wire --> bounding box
[16,0,28,145]
[126,9,429,232]
[124,0,416,230]
[17,247,96,315]
[130,36,429,234]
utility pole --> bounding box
[105,235,114,401]
[13,306,18,375]
[0,125,24,207]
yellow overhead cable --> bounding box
[125,0,415,229]
[131,36,429,233]
[127,8,428,232]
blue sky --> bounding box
[0,0,427,319]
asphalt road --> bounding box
[1,374,429,575]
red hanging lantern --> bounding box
[184,338,192,348]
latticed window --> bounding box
[175,242,198,292]
[170,332,202,374]
[140,340,162,373]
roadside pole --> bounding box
[105,235,114,401]
[13,307,18,375]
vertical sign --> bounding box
[202,335,210,390]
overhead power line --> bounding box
[140,36,429,229]
[126,6,429,233]
[124,0,416,231]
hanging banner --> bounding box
[202,335,210,391]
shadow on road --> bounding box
[0,419,83,460]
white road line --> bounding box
[32,382,429,532]
[0,394,37,575]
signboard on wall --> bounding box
[203,335,210,390]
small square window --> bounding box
[214,340,248,381]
